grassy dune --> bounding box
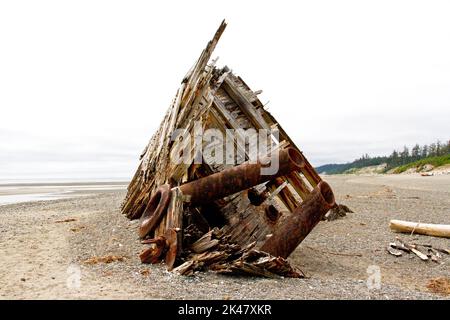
[393,154,450,173]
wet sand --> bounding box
[0,175,449,299]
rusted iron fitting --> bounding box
[178,147,304,205]
[139,147,304,238]
[139,184,172,238]
[259,181,336,258]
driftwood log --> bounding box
[390,220,450,239]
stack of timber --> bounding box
[121,20,336,277]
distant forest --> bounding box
[316,139,450,174]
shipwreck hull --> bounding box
[122,21,335,277]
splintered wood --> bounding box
[386,237,449,263]
[121,20,331,277]
[173,228,304,278]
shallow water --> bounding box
[0,192,77,206]
[0,183,127,206]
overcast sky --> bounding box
[1,0,449,182]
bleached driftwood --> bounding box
[390,220,450,239]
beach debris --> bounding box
[421,172,434,177]
[171,231,304,278]
[390,219,450,238]
[121,21,336,277]
[369,186,396,199]
[396,237,428,261]
[83,255,126,265]
[55,218,77,223]
[386,243,403,257]
[189,228,221,254]
[324,203,353,221]
[70,226,85,232]
[139,236,167,264]
[140,269,151,276]
[409,246,429,261]
[427,277,450,295]
[436,248,450,255]
[428,248,441,263]
[391,239,411,253]
[386,238,449,263]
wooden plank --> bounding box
[167,83,187,140]
[166,187,184,230]
[301,162,321,188]
[267,177,297,212]
[211,99,250,164]
[286,171,310,200]
[213,96,241,129]
[222,77,271,131]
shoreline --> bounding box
[0,181,130,187]
[0,182,128,206]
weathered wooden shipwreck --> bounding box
[121,21,336,277]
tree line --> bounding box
[316,139,450,174]
[359,139,450,168]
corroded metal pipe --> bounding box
[139,184,172,238]
[179,147,304,205]
[139,148,304,238]
[259,181,336,258]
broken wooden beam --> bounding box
[139,236,167,264]
[165,228,182,270]
[386,243,403,257]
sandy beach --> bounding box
[0,175,449,300]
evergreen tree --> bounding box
[390,150,399,166]
[436,140,442,156]
[411,144,420,160]
[316,138,449,174]
[421,145,428,158]
[400,146,410,164]
[429,143,437,157]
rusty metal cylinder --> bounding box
[179,147,305,205]
[139,147,304,238]
[139,184,172,238]
[260,181,336,258]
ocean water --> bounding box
[0,182,128,206]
